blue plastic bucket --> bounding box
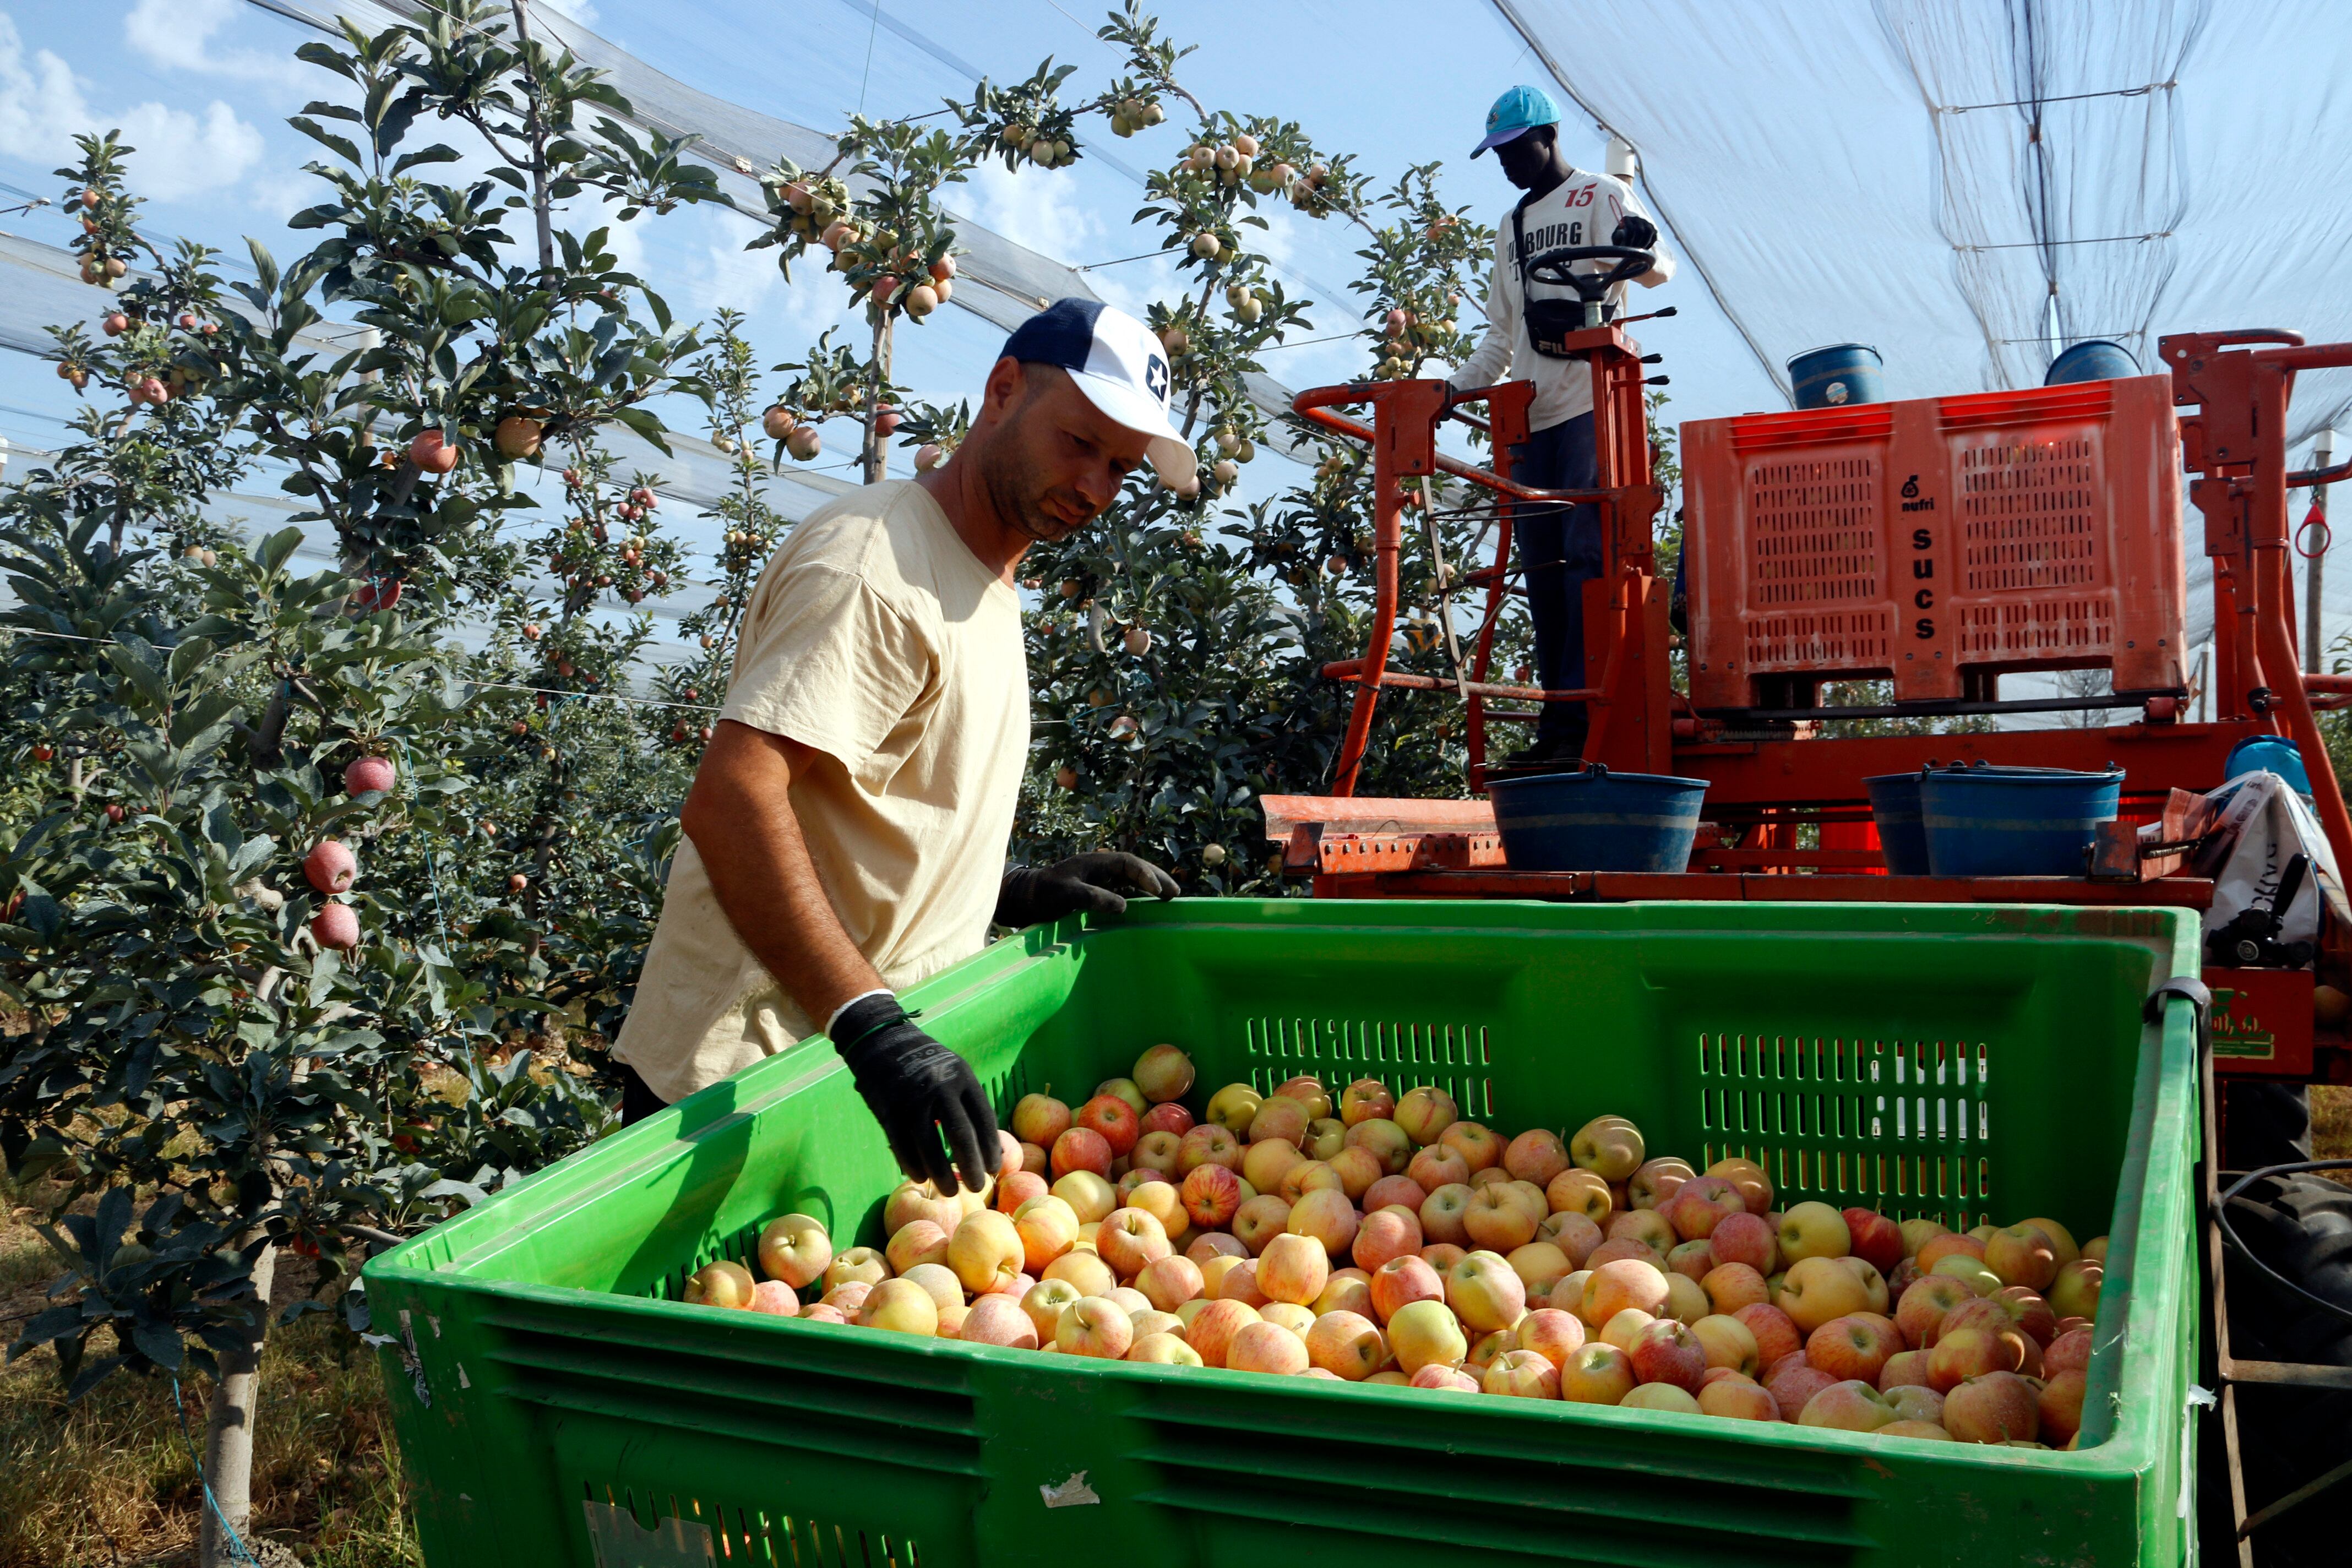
[1788,344,1885,410]
[2044,339,2140,386]
[1919,763,2124,878]
[2223,734,2313,797]
[1863,771,1933,875]
[1487,764,1709,873]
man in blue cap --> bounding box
[1451,85,1674,764]
[614,299,1185,1190]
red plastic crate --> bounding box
[1681,375,2187,710]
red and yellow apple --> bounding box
[1569,1115,1644,1181]
[1131,1044,1195,1104]
[1231,1193,1292,1254]
[1942,1369,2040,1443]
[948,1210,1026,1295]
[1799,1379,1898,1432]
[1778,1255,1871,1333]
[1447,1249,1528,1333]
[1483,1347,1560,1399]
[1842,1207,1905,1273]
[1386,1298,1468,1374]
[1338,1077,1395,1127]
[1441,1120,1505,1172]
[684,1259,756,1309]
[859,1278,939,1335]
[1306,1309,1388,1379]
[1289,1187,1360,1257]
[1560,1341,1637,1404]
[756,1213,832,1289]
[1395,1085,1460,1146]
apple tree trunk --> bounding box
[862,311,894,486]
[200,1240,277,1568]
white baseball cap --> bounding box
[1000,298,1196,485]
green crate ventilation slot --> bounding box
[643,1213,774,1304]
[1698,1032,1994,1230]
[1239,1015,1495,1118]
[582,1485,921,1566]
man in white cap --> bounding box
[614,298,1190,1191]
[1452,85,1674,765]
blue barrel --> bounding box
[1919,763,2124,878]
[1488,764,1709,873]
[1863,771,1933,875]
[1788,344,1885,410]
[2044,339,2140,385]
[2224,734,2313,797]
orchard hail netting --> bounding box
[238,0,1326,456]
[1491,0,2352,709]
[1491,0,2352,453]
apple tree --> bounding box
[1,3,718,1559]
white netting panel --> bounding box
[1493,0,2352,451]
[1494,0,2352,709]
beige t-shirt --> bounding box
[613,480,1028,1104]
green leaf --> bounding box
[293,41,361,83]
[166,636,217,689]
[308,948,343,1006]
[289,117,365,169]
[390,144,462,176]
[171,704,240,755]
[130,1320,184,1371]
[258,528,303,574]
[608,406,673,456]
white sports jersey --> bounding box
[1447,168,1674,430]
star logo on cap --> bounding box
[1144,352,1168,404]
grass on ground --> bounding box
[0,1180,420,1568]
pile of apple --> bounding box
[684,1047,2107,1448]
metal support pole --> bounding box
[2309,430,2334,674]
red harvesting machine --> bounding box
[1278,307,2352,1085]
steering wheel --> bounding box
[1525,244,1657,302]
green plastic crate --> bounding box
[366,899,2204,1568]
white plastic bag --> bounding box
[2191,770,2339,951]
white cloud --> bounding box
[116,99,266,197]
[956,159,1196,320]
[124,0,306,86]
[535,0,600,25]
[0,14,268,198]
[959,160,1104,264]
[0,14,84,164]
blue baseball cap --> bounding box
[1472,84,1561,158]
[1001,298,1194,484]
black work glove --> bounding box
[1611,214,1658,250]
[995,851,1179,928]
[830,993,999,1193]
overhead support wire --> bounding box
[1483,0,1795,404]
[1938,80,2177,114]
[1958,232,2173,252]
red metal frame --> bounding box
[1294,318,1660,794]
[1286,326,2352,1086]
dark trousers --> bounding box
[620,1064,667,1126]
[1510,412,1600,747]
